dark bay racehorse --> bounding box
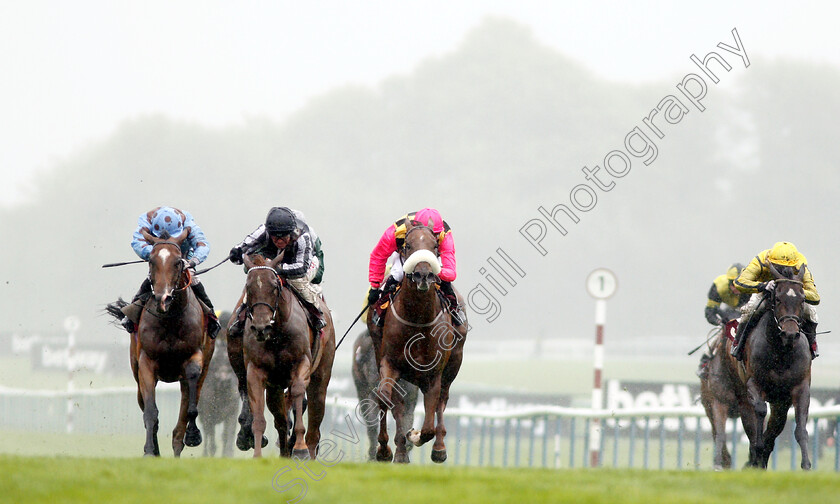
[234,254,335,458]
[740,263,812,469]
[107,229,214,457]
[699,322,746,470]
[352,329,419,461]
[198,313,239,457]
[367,220,467,464]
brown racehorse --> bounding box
[367,220,467,464]
[739,263,812,469]
[107,229,214,457]
[234,253,335,458]
[699,322,746,470]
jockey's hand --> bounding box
[367,288,381,306]
[763,280,776,292]
[229,246,244,264]
[188,257,200,269]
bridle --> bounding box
[245,265,282,329]
[148,241,191,294]
[770,277,804,334]
[402,225,441,285]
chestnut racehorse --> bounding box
[107,229,214,457]
[232,254,335,458]
[367,220,467,464]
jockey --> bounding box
[367,208,465,326]
[120,206,221,338]
[730,241,820,360]
[228,207,326,334]
[696,263,750,378]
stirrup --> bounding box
[207,317,221,339]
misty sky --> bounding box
[2,1,839,206]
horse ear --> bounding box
[173,227,190,245]
[269,250,285,269]
[425,217,434,228]
[405,219,414,232]
[141,228,158,244]
[767,261,781,279]
[797,264,806,281]
[242,253,255,269]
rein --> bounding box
[770,278,805,332]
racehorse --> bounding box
[234,253,335,458]
[198,312,239,457]
[739,263,812,469]
[106,228,214,457]
[367,220,467,464]
[351,329,419,461]
[699,322,746,470]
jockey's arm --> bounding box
[733,256,764,293]
[183,211,210,264]
[277,233,312,278]
[705,283,724,325]
[130,214,154,260]
[438,232,456,283]
[369,226,397,288]
[802,265,820,304]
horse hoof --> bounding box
[407,429,422,447]
[394,452,410,464]
[236,429,253,451]
[431,449,447,464]
[184,429,202,447]
[292,448,310,460]
[375,447,393,462]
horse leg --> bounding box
[430,340,462,464]
[290,360,311,460]
[389,383,409,464]
[246,363,268,458]
[709,400,731,470]
[137,352,160,457]
[745,378,767,468]
[375,360,397,462]
[408,375,441,449]
[759,400,790,468]
[305,373,329,460]
[792,381,812,470]
[266,385,288,457]
[183,357,204,448]
[222,417,236,458]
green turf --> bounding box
[2,454,839,504]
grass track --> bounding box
[3,454,839,504]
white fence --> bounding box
[2,385,839,471]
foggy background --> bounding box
[2,1,840,364]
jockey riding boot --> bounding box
[372,276,399,328]
[191,282,221,339]
[228,304,247,339]
[730,323,747,361]
[439,281,466,326]
[304,301,327,332]
[696,353,711,379]
[120,279,152,334]
[802,320,819,359]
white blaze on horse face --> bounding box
[786,287,797,298]
[256,276,264,291]
[157,248,171,263]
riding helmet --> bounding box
[150,206,185,238]
[726,263,744,280]
[265,207,297,237]
[768,242,800,267]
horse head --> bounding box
[243,253,285,342]
[142,228,190,313]
[401,220,441,292]
[768,262,806,348]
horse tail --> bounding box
[104,297,129,322]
